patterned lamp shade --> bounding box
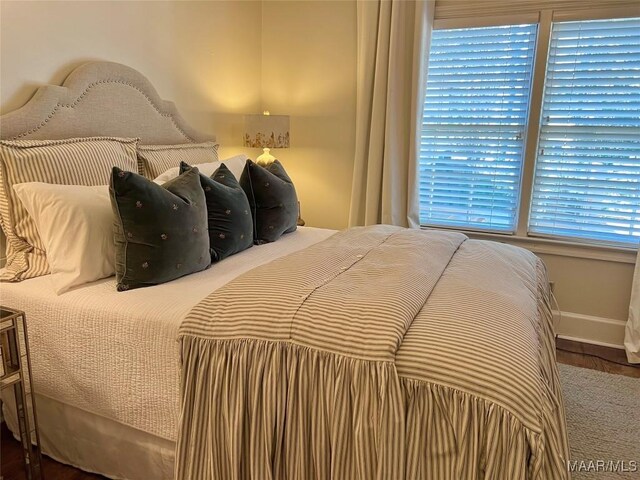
[244,113,290,149]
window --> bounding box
[419,14,640,247]
[529,18,640,246]
[419,24,537,232]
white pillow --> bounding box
[12,183,115,294]
[153,154,248,184]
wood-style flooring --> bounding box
[1,339,638,480]
[555,338,640,378]
[1,420,104,480]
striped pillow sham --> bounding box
[137,142,219,179]
[0,137,138,282]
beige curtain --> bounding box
[349,0,435,228]
[624,249,640,363]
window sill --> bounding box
[420,226,638,264]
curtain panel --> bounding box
[349,0,435,228]
[625,250,640,363]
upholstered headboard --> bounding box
[0,61,216,265]
[0,61,214,144]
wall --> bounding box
[541,253,634,347]
[259,0,357,230]
[0,0,263,158]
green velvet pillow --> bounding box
[110,166,210,291]
[239,160,298,244]
[179,161,253,262]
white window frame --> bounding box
[424,5,639,264]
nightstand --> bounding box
[1,307,43,480]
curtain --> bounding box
[348,0,435,227]
[624,249,640,363]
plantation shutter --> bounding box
[419,24,537,232]
[529,17,640,246]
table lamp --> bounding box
[244,111,290,166]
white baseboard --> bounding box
[553,310,626,349]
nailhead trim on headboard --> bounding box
[1,61,214,145]
[11,79,193,142]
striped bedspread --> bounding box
[177,225,569,480]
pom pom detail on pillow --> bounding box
[180,161,253,262]
[239,160,298,244]
[109,166,211,291]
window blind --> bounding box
[419,24,537,232]
[529,17,640,246]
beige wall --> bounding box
[260,0,357,230]
[0,0,263,158]
[540,254,634,320]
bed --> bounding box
[0,61,569,480]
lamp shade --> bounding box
[244,113,290,149]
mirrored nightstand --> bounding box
[1,306,43,480]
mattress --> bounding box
[1,226,336,479]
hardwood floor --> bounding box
[0,421,105,480]
[556,337,640,378]
[1,339,638,480]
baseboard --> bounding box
[554,310,626,349]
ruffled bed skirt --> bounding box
[177,301,568,480]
